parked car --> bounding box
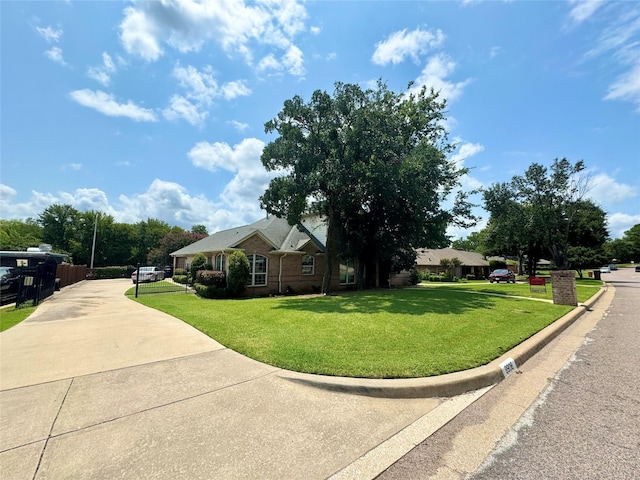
[599,266,611,274]
[488,269,516,283]
[608,264,617,271]
[635,265,640,273]
[0,266,20,305]
[131,266,164,283]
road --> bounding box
[379,267,639,479]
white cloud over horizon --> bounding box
[69,89,158,122]
[372,27,445,66]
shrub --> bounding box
[173,275,188,284]
[193,283,228,299]
[174,268,187,276]
[91,266,136,279]
[227,251,250,297]
[408,269,421,285]
[190,253,208,280]
[466,274,476,281]
[489,260,507,269]
[196,270,226,288]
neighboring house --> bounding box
[415,248,490,279]
[170,216,356,296]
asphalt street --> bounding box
[378,267,639,479]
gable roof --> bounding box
[415,248,489,267]
[171,216,326,257]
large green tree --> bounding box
[147,230,207,267]
[565,200,609,277]
[484,158,588,271]
[38,204,80,253]
[0,219,43,250]
[451,230,487,254]
[260,81,473,292]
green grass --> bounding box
[134,288,577,378]
[419,279,601,303]
[124,280,189,296]
[0,305,37,332]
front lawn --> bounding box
[0,305,37,332]
[134,288,576,378]
[418,279,601,303]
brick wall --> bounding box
[550,270,578,306]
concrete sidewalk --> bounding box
[0,279,610,479]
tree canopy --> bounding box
[260,81,475,292]
[483,159,608,272]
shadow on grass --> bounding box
[272,288,497,316]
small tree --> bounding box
[190,253,208,281]
[227,251,250,297]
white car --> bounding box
[599,266,611,274]
[132,266,164,283]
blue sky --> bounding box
[1,0,638,239]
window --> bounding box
[302,255,314,275]
[246,254,267,286]
[340,259,356,285]
[215,254,226,272]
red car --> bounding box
[489,269,516,283]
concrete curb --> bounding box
[278,286,607,399]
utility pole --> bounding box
[90,213,98,269]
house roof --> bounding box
[170,216,326,257]
[416,248,489,267]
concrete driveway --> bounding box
[1,280,484,479]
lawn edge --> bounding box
[277,286,608,398]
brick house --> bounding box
[415,248,490,279]
[170,216,356,295]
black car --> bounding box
[0,266,20,305]
[489,269,516,283]
[635,265,640,273]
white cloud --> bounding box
[490,46,500,59]
[607,212,640,239]
[44,47,67,66]
[222,80,252,100]
[282,44,305,76]
[165,65,251,126]
[310,26,321,35]
[587,172,637,205]
[372,27,445,66]
[188,138,277,213]
[69,89,158,122]
[119,0,308,76]
[449,142,485,191]
[119,6,163,61]
[36,26,62,43]
[568,0,605,24]
[604,60,640,111]
[87,52,117,86]
[228,120,249,131]
[411,53,471,102]
[257,54,282,72]
[163,95,208,127]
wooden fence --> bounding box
[57,264,88,288]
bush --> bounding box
[193,283,228,299]
[466,274,476,281]
[91,266,136,279]
[173,275,188,284]
[196,270,226,288]
[174,268,187,276]
[489,260,507,269]
[408,269,421,285]
[190,253,208,280]
[227,251,250,297]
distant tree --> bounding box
[147,231,207,267]
[260,81,474,293]
[38,204,79,253]
[132,219,174,265]
[484,159,588,271]
[0,219,43,250]
[191,224,208,235]
[451,230,486,254]
[565,200,608,277]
